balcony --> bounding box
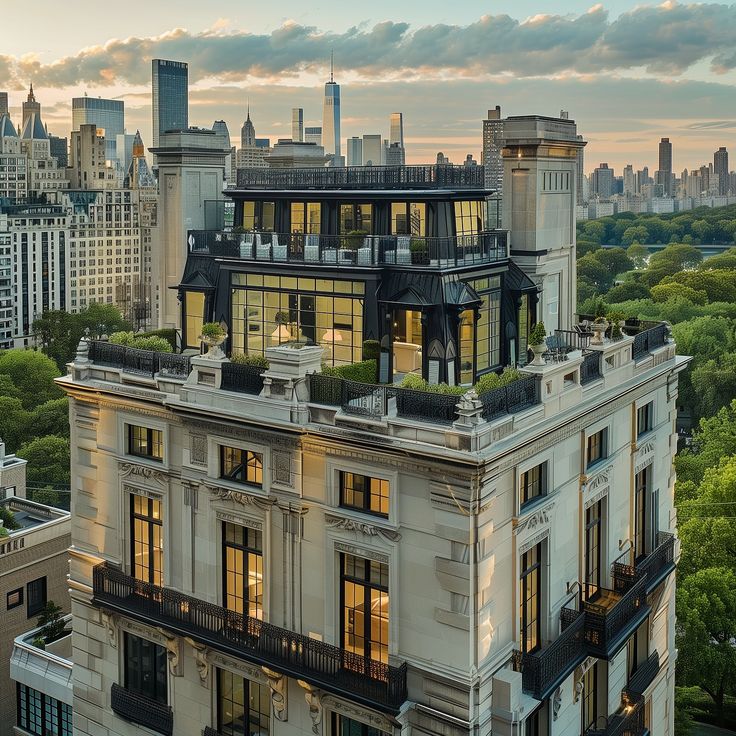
[578,575,650,659]
[88,341,192,379]
[624,651,660,699]
[111,683,173,736]
[236,164,486,190]
[631,532,676,594]
[586,696,648,736]
[187,229,508,269]
[514,608,587,700]
[93,563,407,715]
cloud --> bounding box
[4,3,736,88]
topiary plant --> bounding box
[0,505,20,530]
[230,353,269,368]
[200,322,226,340]
[37,601,67,644]
[529,322,547,347]
[274,311,290,326]
[109,331,135,346]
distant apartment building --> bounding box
[362,134,382,165]
[291,108,304,142]
[346,137,362,167]
[304,126,322,146]
[68,124,119,189]
[591,163,614,199]
[482,105,504,193]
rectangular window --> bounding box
[519,544,541,654]
[7,587,23,610]
[184,290,205,349]
[217,668,270,736]
[17,685,73,736]
[241,201,275,232]
[339,203,373,234]
[458,308,475,385]
[127,424,163,461]
[634,466,651,561]
[27,577,46,618]
[390,202,426,236]
[520,462,548,507]
[586,429,607,468]
[585,500,603,600]
[453,200,486,235]
[332,713,391,736]
[339,471,389,517]
[582,663,597,732]
[637,402,653,437]
[124,633,167,704]
[469,279,501,372]
[341,554,389,664]
[290,202,321,235]
[131,495,163,585]
[220,446,263,487]
[223,522,263,620]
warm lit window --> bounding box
[131,495,163,585]
[339,472,389,517]
[585,500,603,600]
[635,465,656,561]
[241,201,275,231]
[582,664,598,732]
[223,522,263,620]
[637,402,653,437]
[341,554,389,664]
[520,463,548,507]
[128,425,163,461]
[519,544,541,654]
[586,429,607,468]
[217,669,270,736]
[290,202,321,234]
[184,291,205,349]
[390,202,425,236]
[220,446,263,487]
[453,200,486,235]
[339,203,372,234]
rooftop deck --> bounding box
[235,164,487,190]
[187,229,508,269]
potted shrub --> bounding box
[410,238,429,265]
[37,601,68,645]
[343,230,367,251]
[606,310,626,340]
[528,322,547,366]
[199,322,228,358]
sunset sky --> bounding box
[3,1,736,174]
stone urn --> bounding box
[199,331,228,360]
[529,342,547,366]
[590,320,608,346]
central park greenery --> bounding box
[576,205,736,730]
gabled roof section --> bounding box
[0,114,18,138]
[506,261,538,292]
[21,112,48,141]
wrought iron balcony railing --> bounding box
[88,341,192,379]
[110,683,173,736]
[612,532,676,595]
[220,361,266,395]
[580,575,650,659]
[187,229,507,269]
[236,164,486,190]
[93,564,407,714]
[624,651,660,699]
[514,608,587,700]
[586,696,647,736]
[632,323,668,360]
[581,351,603,385]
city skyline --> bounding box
[0,2,734,169]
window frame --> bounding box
[581,663,598,733]
[26,576,47,618]
[123,632,168,705]
[7,587,23,610]
[17,684,72,736]
[586,428,608,469]
[339,471,390,518]
[519,543,542,654]
[520,462,548,508]
[130,494,163,585]
[216,667,270,736]
[127,424,164,462]
[222,521,264,620]
[637,402,654,437]
[584,500,603,600]
[220,445,264,488]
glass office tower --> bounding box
[72,96,124,163]
[152,59,189,153]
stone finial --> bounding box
[453,389,484,429]
[75,337,91,364]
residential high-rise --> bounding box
[21,85,40,129]
[482,105,504,193]
[0,113,27,203]
[591,162,614,199]
[656,137,673,196]
[72,95,124,164]
[0,216,13,348]
[321,53,341,160]
[362,134,382,166]
[389,112,405,165]
[304,126,322,145]
[576,134,585,205]
[151,59,189,158]
[61,122,679,736]
[0,92,7,116]
[67,124,118,189]
[49,135,68,168]
[291,108,304,142]
[346,136,362,166]
[623,164,636,195]
[714,146,729,195]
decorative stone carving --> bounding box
[215,510,263,530]
[122,483,163,501]
[190,433,207,466]
[325,513,401,542]
[321,695,394,734]
[101,611,118,648]
[158,628,182,676]
[585,465,613,493]
[334,540,389,564]
[515,502,555,533]
[185,638,210,686]
[119,462,167,485]
[574,679,584,704]
[298,681,323,735]
[262,667,288,722]
[206,484,275,510]
[272,451,292,486]
[553,686,562,720]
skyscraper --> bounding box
[591,163,614,199]
[22,85,40,128]
[657,137,673,196]
[304,127,322,145]
[623,164,635,195]
[346,137,362,167]
[72,95,124,164]
[0,93,7,116]
[714,146,729,195]
[389,112,405,165]
[482,106,504,193]
[291,108,304,142]
[241,107,255,148]
[151,59,189,154]
[321,53,341,160]
[362,134,382,166]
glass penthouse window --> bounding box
[290,202,321,234]
[339,204,372,234]
[454,200,486,235]
[242,201,275,231]
[468,276,501,372]
[390,202,425,236]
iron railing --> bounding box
[514,609,587,700]
[309,373,344,407]
[581,351,602,385]
[480,374,539,420]
[625,651,660,698]
[93,564,407,714]
[187,229,507,269]
[393,385,460,424]
[632,323,668,359]
[88,341,193,380]
[343,380,389,418]
[221,362,266,395]
[613,532,676,595]
[586,696,646,736]
[236,164,486,190]
[110,683,173,736]
[581,575,650,658]
[555,328,592,350]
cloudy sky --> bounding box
[3,0,736,173]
